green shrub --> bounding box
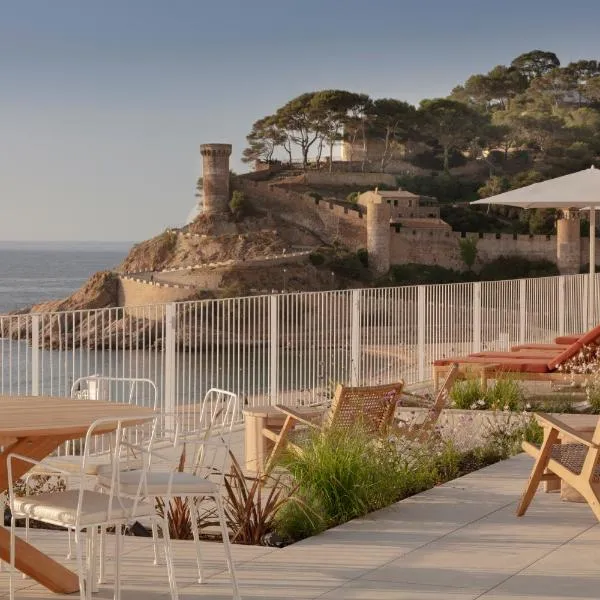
[229,190,250,219]
[449,378,486,409]
[478,255,559,281]
[484,377,525,411]
[309,252,325,266]
[276,425,405,536]
[356,248,369,268]
[346,191,359,203]
[388,263,471,285]
[450,377,525,411]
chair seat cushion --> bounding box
[12,490,154,527]
[31,454,144,476]
[97,468,219,496]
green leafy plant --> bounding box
[458,237,478,271]
[229,190,250,219]
[276,424,405,534]
[484,377,525,411]
[449,378,486,409]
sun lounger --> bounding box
[432,324,600,390]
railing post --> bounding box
[417,286,426,382]
[31,314,40,396]
[472,282,481,353]
[269,294,279,404]
[163,303,177,430]
[558,276,566,336]
[583,275,589,332]
[519,279,527,345]
[350,289,361,385]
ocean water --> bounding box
[0,241,132,314]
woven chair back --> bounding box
[324,381,404,434]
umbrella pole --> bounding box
[590,208,596,327]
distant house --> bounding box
[358,189,452,231]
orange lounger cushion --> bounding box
[510,343,569,351]
[554,335,582,345]
[471,350,560,359]
[433,356,551,373]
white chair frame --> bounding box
[7,414,162,600]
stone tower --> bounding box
[200,143,232,215]
[556,209,581,275]
[364,191,392,275]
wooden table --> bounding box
[243,405,325,472]
[0,395,155,594]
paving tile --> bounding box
[320,578,481,599]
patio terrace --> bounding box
[3,450,599,600]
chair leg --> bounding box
[263,415,296,475]
[516,429,558,517]
[98,526,106,584]
[9,514,16,600]
[215,495,241,600]
[161,516,179,600]
[151,521,160,565]
[73,530,87,600]
[190,501,204,583]
[114,525,122,600]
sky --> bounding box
[2,0,600,243]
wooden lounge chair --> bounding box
[517,413,600,521]
[432,324,600,391]
[261,382,404,474]
[395,364,459,442]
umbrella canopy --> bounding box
[471,166,600,209]
[471,166,600,326]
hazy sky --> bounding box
[2,0,600,242]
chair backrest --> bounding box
[68,415,158,526]
[65,375,158,457]
[158,389,239,488]
[71,375,158,409]
[171,388,240,441]
[547,324,600,370]
[324,381,404,434]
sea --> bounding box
[0,241,132,314]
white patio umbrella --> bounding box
[471,166,600,325]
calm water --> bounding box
[0,241,131,314]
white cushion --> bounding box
[12,490,154,527]
[31,454,144,476]
[97,469,219,496]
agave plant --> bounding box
[223,451,293,545]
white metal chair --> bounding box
[20,375,159,567]
[96,388,241,600]
[7,414,163,600]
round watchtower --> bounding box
[200,143,232,215]
[364,191,392,275]
[556,209,581,275]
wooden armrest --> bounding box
[535,413,597,448]
[274,405,321,429]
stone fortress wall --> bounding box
[235,168,595,275]
[118,144,593,310]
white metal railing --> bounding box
[0,273,591,434]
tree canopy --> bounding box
[243,49,600,196]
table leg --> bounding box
[0,435,80,594]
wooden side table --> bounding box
[243,405,325,472]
